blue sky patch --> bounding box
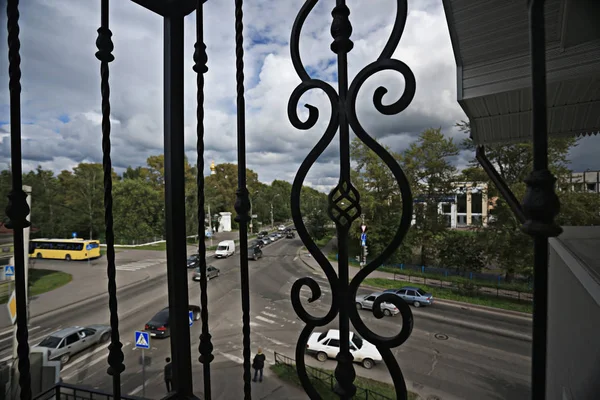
[58,114,70,123]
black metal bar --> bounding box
[329,2,357,398]
[522,1,563,400]
[232,0,252,397]
[193,1,214,398]
[164,12,193,396]
[6,1,32,399]
[130,0,196,17]
[475,146,526,224]
[95,2,125,398]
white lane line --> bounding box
[62,341,131,379]
[220,352,244,364]
[0,326,42,345]
[293,256,298,261]
[255,332,290,348]
[61,343,110,372]
[129,376,159,396]
[260,311,277,318]
[255,316,275,325]
[0,355,12,362]
[249,321,264,328]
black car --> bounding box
[187,254,200,269]
[248,245,263,261]
[144,305,201,338]
[286,231,295,239]
[257,231,269,239]
[249,239,264,249]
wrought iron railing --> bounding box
[34,382,144,400]
[4,0,560,399]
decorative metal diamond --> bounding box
[328,179,361,228]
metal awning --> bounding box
[443,0,600,145]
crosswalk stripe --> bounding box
[260,311,277,318]
[255,316,275,324]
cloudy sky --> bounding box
[0,0,595,192]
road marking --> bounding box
[249,321,264,328]
[0,355,12,362]
[220,352,244,364]
[129,376,159,396]
[255,316,275,324]
[0,326,42,345]
[61,342,110,372]
[293,256,298,261]
[62,341,131,378]
[260,311,277,318]
[255,332,290,348]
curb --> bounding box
[433,297,532,319]
[296,249,316,271]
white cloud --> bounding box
[2,0,532,194]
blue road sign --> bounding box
[360,233,367,242]
[361,240,366,247]
[135,331,150,349]
[72,232,77,238]
[4,265,14,277]
[189,311,194,327]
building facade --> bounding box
[567,170,600,193]
[412,182,491,228]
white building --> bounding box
[412,182,490,228]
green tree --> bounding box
[113,179,163,241]
[401,128,459,265]
[437,230,487,273]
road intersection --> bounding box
[0,237,532,399]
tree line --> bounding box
[0,156,328,244]
[350,124,600,281]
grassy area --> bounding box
[271,363,418,400]
[314,228,336,248]
[363,277,532,314]
[0,269,72,304]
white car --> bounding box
[278,224,286,231]
[306,329,382,369]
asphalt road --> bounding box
[0,237,532,399]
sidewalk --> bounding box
[297,238,532,319]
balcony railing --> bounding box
[34,383,145,400]
[4,0,559,399]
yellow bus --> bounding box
[29,238,101,261]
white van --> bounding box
[215,240,235,258]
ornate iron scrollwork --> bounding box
[289,1,415,398]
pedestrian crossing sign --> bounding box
[4,265,14,277]
[135,331,150,349]
[189,311,194,327]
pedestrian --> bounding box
[252,348,266,382]
[164,357,173,392]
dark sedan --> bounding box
[249,239,264,249]
[187,254,200,269]
[144,305,201,338]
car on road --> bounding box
[192,265,220,281]
[355,292,399,316]
[383,286,433,307]
[286,231,295,239]
[268,234,278,242]
[278,225,286,231]
[257,231,269,239]
[260,238,271,246]
[249,239,264,249]
[34,325,112,365]
[144,305,201,338]
[306,329,381,369]
[187,254,200,269]
[248,245,263,261]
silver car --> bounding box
[33,325,111,365]
[355,292,399,316]
[383,286,434,307]
[192,265,220,281]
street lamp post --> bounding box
[270,193,280,230]
[249,190,259,234]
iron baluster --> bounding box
[289,1,415,399]
[194,1,214,398]
[6,1,32,399]
[95,1,125,397]
[523,1,562,399]
[232,0,253,397]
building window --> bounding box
[457,214,467,226]
[457,194,467,213]
[587,183,596,192]
[471,193,482,214]
[444,215,451,227]
[472,215,482,226]
[442,203,451,214]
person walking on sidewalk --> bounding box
[164,357,173,392]
[252,348,266,382]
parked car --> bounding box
[306,329,381,369]
[260,238,271,246]
[249,239,264,249]
[278,224,286,231]
[268,234,278,242]
[215,240,235,258]
[383,286,433,307]
[248,245,263,261]
[144,305,201,338]
[33,325,112,365]
[187,254,200,269]
[286,231,295,239]
[276,232,284,238]
[192,265,220,281]
[355,292,399,316]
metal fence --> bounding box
[273,352,393,400]
[33,382,145,400]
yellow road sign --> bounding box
[7,290,16,324]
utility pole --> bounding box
[13,185,31,359]
[270,203,274,230]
